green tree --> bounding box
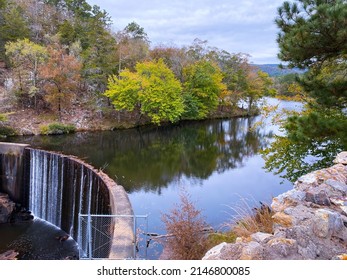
[0,0,30,61]
[105,59,184,125]
[276,0,347,109]
[105,70,141,112]
[182,60,226,119]
[275,0,347,144]
[5,38,47,108]
[262,0,347,182]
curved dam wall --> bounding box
[0,143,29,203]
[27,148,112,237]
[0,142,134,259]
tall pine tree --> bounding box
[276,0,347,144]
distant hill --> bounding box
[253,64,305,77]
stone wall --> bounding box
[203,152,347,260]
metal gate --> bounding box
[78,214,148,259]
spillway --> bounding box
[0,142,134,259]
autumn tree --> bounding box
[149,45,189,82]
[243,69,275,115]
[211,51,251,108]
[105,59,184,124]
[115,22,150,73]
[274,73,305,99]
[40,43,81,119]
[5,39,47,108]
[182,60,226,119]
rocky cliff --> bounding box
[203,152,347,260]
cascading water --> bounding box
[29,149,63,228]
[1,143,132,259]
[27,148,111,241]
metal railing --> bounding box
[78,214,148,259]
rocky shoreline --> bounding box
[204,152,347,260]
[0,103,250,137]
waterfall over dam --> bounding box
[27,148,111,238]
[0,142,134,259]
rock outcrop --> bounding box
[0,250,19,260]
[203,152,347,260]
[0,192,15,223]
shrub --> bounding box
[161,191,210,260]
[39,123,76,135]
[0,114,7,122]
[0,126,16,137]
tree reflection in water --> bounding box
[262,135,345,183]
[9,117,272,193]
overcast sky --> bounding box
[87,0,286,64]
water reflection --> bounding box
[262,135,345,183]
[6,107,296,259]
[9,117,272,194]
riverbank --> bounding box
[0,103,250,136]
[203,152,347,260]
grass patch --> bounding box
[206,231,237,249]
[228,201,274,238]
[39,123,76,135]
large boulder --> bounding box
[203,152,347,260]
[0,193,15,223]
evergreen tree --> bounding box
[0,0,30,61]
[276,0,347,108]
[276,0,347,143]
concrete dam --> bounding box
[0,142,134,259]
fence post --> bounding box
[78,214,82,259]
[133,215,137,259]
[87,213,92,259]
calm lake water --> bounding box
[5,98,302,258]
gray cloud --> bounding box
[87,0,285,63]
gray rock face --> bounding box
[0,193,15,223]
[203,152,347,260]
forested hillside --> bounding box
[0,0,275,135]
[254,64,305,77]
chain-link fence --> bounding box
[78,214,148,259]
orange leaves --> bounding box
[39,43,82,115]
